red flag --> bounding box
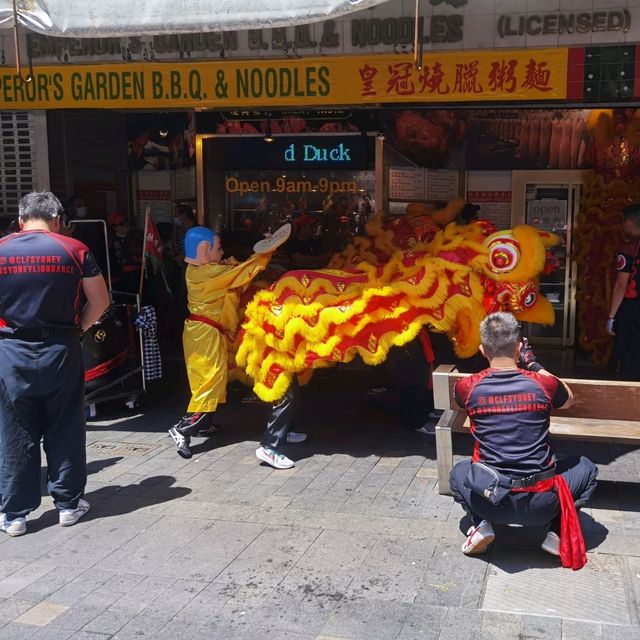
[142,211,172,295]
[144,214,163,267]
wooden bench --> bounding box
[432,364,640,495]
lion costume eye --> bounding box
[488,237,521,273]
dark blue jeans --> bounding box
[450,456,598,532]
[0,337,86,520]
[261,377,299,450]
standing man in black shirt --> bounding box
[607,203,640,379]
[0,192,110,537]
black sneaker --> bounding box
[177,412,210,437]
[168,426,192,459]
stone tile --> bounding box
[28,627,75,640]
[211,583,337,636]
[170,581,240,626]
[152,619,205,640]
[281,529,379,595]
[345,536,436,602]
[0,598,41,627]
[106,575,175,618]
[0,561,28,582]
[48,569,116,607]
[0,564,57,599]
[137,578,208,621]
[561,619,602,640]
[0,622,40,640]
[397,603,447,640]
[14,602,69,627]
[415,539,487,608]
[598,624,640,640]
[94,516,212,574]
[480,611,523,640]
[35,604,103,634]
[13,565,86,603]
[67,633,114,640]
[153,520,265,581]
[438,608,485,640]
[48,511,165,567]
[104,612,167,639]
[215,525,321,587]
[521,615,562,640]
[81,609,131,635]
[320,597,411,640]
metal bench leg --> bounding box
[435,409,460,496]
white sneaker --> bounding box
[286,431,307,444]
[255,446,295,469]
[0,514,26,537]
[59,498,90,527]
[462,520,495,555]
[541,531,561,557]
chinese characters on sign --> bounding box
[364,52,564,102]
[0,50,567,110]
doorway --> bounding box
[511,170,586,347]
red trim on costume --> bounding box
[188,314,225,333]
[512,475,586,570]
[418,328,435,389]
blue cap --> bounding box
[185,226,216,260]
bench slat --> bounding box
[432,364,640,495]
[442,371,640,422]
[450,415,640,444]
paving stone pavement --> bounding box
[1,367,640,640]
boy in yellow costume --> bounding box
[169,226,273,458]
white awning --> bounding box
[0,0,391,37]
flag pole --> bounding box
[139,207,151,300]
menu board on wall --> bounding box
[466,170,512,230]
[389,167,460,201]
[424,170,460,201]
[389,167,425,200]
[137,171,173,223]
[175,166,196,201]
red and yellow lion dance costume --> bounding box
[236,200,559,402]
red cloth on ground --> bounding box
[512,475,586,570]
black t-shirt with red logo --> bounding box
[616,239,640,299]
[454,368,569,477]
[0,230,101,332]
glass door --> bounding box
[511,170,585,346]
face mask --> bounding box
[174,216,182,226]
[76,206,88,218]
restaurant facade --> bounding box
[1,0,640,361]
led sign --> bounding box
[283,142,352,163]
[205,136,371,170]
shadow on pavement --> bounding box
[452,511,609,573]
[40,456,124,497]
[28,475,191,533]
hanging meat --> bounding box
[391,110,466,167]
